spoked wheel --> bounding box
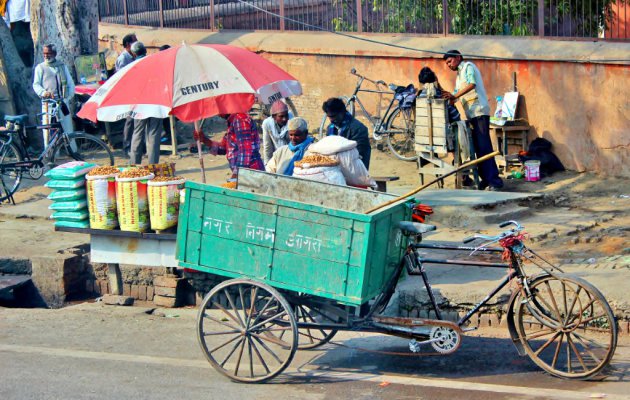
[385,107,417,161]
[515,274,617,379]
[0,140,23,202]
[197,279,298,383]
[284,294,340,349]
[52,132,114,166]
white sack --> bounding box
[309,135,357,155]
[329,149,376,187]
[293,165,347,186]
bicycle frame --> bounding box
[347,73,402,135]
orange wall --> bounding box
[98,25,630,176]
[607,3,629,39]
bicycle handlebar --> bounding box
[350,68,390,88]
[462,221,524,245]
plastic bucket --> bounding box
[524,160,541,182]
[86,173,119,230]
[147,178,186,231]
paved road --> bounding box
[1,303,628,400]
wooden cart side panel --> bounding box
[199,234,271,279]
[270,252,347,296]
[274,216,351,264]
[277,206,353,230]
[362,204,410,301]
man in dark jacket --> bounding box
[322,97,371,169]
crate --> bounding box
[176,169,412,306]
[415,98,450,154]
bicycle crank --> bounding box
[428,326,461,354]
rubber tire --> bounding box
[0,140,23,202]
[52,132,114,166]
[514,274,618,379]
[385,107,417,161]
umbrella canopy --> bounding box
[77,44,302,123]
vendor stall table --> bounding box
[489,123,530,171]
[54,226,176,295]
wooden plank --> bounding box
[270,252,347,296]
[415,144,449,153]
[201,199,277,248]
[199,235,271,278]
[415,111,448,123]
[278,206,353,230]
[415,135,447,146]
[415,125,449,138]
[274,216,352,264]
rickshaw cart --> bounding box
[177,169,617,383]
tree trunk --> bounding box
[30,0,99,76]
[0,23,38,117]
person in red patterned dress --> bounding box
[194,113,264,181]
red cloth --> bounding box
[213,114,264,174]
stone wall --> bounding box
[98,24,630,177]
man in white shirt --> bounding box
[2,0,30,27]
[32,44,75,148]
[261,100,291,164]
[442,49,503,191]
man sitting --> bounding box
[322,97,371,169]
[265,117,314,176]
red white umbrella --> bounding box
[77,44,302,123]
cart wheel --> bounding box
[197,278,298,383]
[514,274,617,379]
[293,304,338,349]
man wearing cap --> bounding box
[441,50,503,191]
[266,117,314,176]
[261,100,291,164]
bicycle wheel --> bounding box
[197,279,298,383]
[514,274,617,379]
[385,107,417,161]
[318,96,355,139]
[52,132,114,166]
[0,140,23,202]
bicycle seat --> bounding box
[397,221,436,235]
[4,114,28,124]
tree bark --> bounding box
[30,0,99,75]
[0,23,38,117]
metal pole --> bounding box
[356,0,363,33]
[442,0,449,35]
[538,0,544,37]
[159,0,164,28]
[210,0,215,30]
[279,0,285,31]
[123,0,129,25]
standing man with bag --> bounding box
[32,44,75,148]
[441,50,503,191]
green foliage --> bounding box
[363,0,625,37]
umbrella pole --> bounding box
[193,120,206,183]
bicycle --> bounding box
[318,68,417,161]
[0,99,114,203]
[407,220,618,379]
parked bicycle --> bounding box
[0,99,114,203]
[318,68,417,161]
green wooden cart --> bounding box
[176,169,618,383]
